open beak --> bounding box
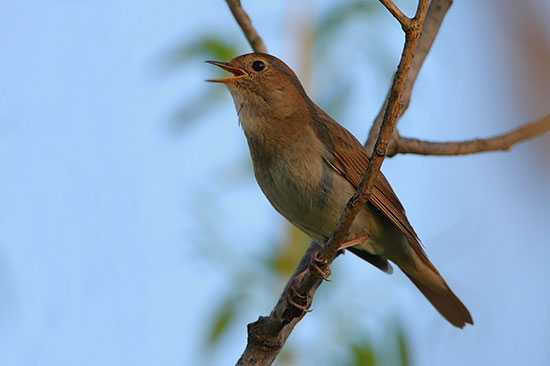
[205,60,247,83]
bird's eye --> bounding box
[252,60,265,72]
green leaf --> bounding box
[267,225,310,278]
[316,1,378,46]
[204,38,237,59]
[206,293,239,347]
[350,341,377,366]
[396,325,410,366]
[161,35,239,70]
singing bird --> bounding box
[207,53,473,328]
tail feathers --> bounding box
[403,267,474,328]
[348,247,393,274]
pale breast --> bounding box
[246,130,358,241]
[236,103,376,242]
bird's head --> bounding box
[206,53,310,121]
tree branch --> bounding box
[379,0,413,30]
[236,243,324,366]
[366,0,453,154]
[229,1,431,365]
[223,0,549,365]
[316,0,430,263]
[225,0,267,53]
[386,113,550,156]
[366,0,550,158]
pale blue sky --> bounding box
[0,1,549,365]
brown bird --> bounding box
[207,53,473,328]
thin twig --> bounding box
[225,0,268,53]
[386,114,550,156]
[232,1,431,365]
[379,0,413,29]
[321,0,429,261]
[222,0,550,365]
[317,0,431,263]
[366,0,453,154]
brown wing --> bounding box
[311,106,433,265]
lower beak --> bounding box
[205,60,247,83]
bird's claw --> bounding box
[310,251,331,281]
[286,285,312,312]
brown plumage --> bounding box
[207,53,473,328]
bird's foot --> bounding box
[286,284,312,313]
[310,251,331,281]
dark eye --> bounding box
[252,60,265,72]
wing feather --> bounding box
[311,107,433,266]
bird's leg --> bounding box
[336,235,369,251]
[309,235,369,281]
[286,284,312,313]
[310,250,331,281]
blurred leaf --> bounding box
[169,87,225,133]
[276,348,297,366]
[267,225,310,278]
[206,293,240,347]
[350,340,377,366]
[316,1,378,47]
[396,325,410,366]
[160,35,238,131]
[162,35,239,71]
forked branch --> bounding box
[316,0,430,264]
[230,1,431,365]
[379,0,414,30]
[220,1,550,365]
[366,0,454,153]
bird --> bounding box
[206,52,473,328]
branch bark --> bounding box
[225,0,267,53]
[221,0,550,365]
[379,0,413,29]
[386,113,550,156]
[231,1,430,365]
[317,0,430,263]
[236,243,324,366]
[366,0,453,153]
[366,0,550,156]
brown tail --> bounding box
[402,264,474,328]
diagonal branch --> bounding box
[386,113,550,156]
[317,0,431,263]
[222,0,549,365]
[230,1,431,365]
[366,0,550,158]
[366,0,453,154]
[225,0,268,53]
[379,0,413,29]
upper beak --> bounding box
[205,60,247,83]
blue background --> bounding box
[1,1,549,365]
